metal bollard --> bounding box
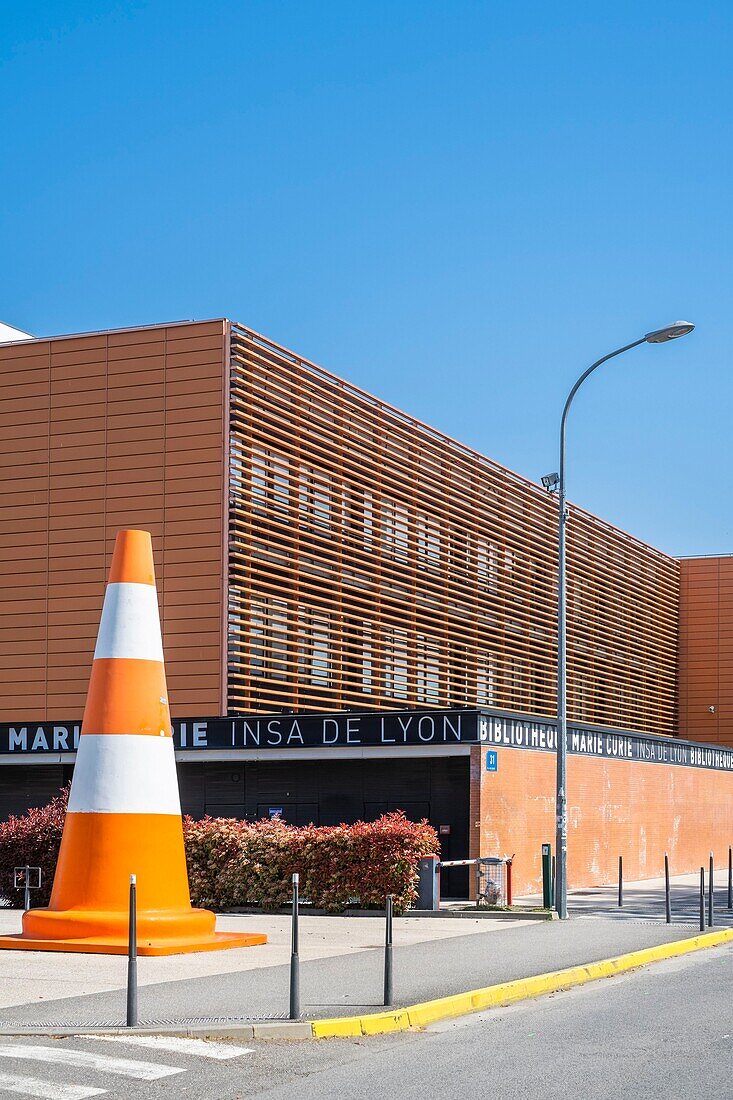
[728,847,732,911]
[23,865,30,913]
[664,853,671,924]
[541,845,552,909]
[384,895,394,1007]
[126,874,138,1028]
[708,853,714,928]
[699,867,705,932]
[618,855,623,908]
[289,873,300,1020]
[551,854,556,909]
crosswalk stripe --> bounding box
[89,1034,254,1060]
[0,1070,105,1099]
[0,1045,183,1081]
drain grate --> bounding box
[0,1012,297,1029]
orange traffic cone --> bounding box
[0,530,266,955]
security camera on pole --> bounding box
[542,321,694,920]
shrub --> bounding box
[185,811,438,913]
[0,787,69,906]
[0,789,439,915]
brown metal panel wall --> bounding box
[678,555,733,746]
[0,320,227,721]
[227,324,680,736]
[0,340,51,714]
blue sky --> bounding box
[1,1,730,556]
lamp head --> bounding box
[644,321,695,344]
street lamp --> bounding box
[545,320,694,920]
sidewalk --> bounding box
[0,870,730,1028]
[0,908,528,1021]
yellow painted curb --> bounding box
[312,926,733,1038]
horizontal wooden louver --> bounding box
[227,323,680,735]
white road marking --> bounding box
[0,1070,105,1098]
[90,1034,254,1060]
[0,1044,183,1081]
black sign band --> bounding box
[0,710,731,774]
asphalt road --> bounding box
[0,942,729,1099]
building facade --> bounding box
[0,319,729,897]
[0,318,680,732]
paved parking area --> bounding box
[517,866,733,925]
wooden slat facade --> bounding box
[0,320,228,720]
[227,324,680,735]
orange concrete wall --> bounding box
[678,556,733,747]
[475,745,733,896]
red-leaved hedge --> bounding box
[183,812,439,913]
[0,787,69,906]
[0,788,438,914]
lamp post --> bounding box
[547,321,694,920]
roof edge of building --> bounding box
[0,317,229,346]
[677,553,733,560]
